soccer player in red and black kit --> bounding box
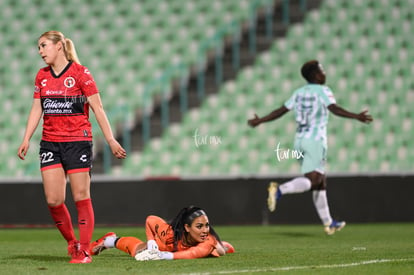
[17,31,127,264]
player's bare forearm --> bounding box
[328,104,357,118]
[328,104,373,123]
[88,94,126,158]
[23,99,43,141]
[95,107,116,143]
[18,99,43,160]
[248,106,289,127]
[88,94,116,142]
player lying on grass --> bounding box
[90,206,235,260]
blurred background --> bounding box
[0,0,412,179]
[0,0,413,225]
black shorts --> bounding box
[39,140,93,174]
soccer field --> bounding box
[1,223,413,275]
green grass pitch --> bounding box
[0,223,413,274]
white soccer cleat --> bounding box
[324,220,346,235]
[135,249,162,261]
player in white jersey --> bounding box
[248,60,373,234]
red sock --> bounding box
[48,203,76,243]
[75,198,95,252]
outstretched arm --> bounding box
[328,104,373,123]
[248,105,289,128]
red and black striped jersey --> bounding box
[34,61,99,142]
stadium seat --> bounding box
[1,0,272,177]
[116,0,414,176]
[1,0,413,177]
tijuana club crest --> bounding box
[64,77,76,88]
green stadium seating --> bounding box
[1,0,413,177]
[0,0,269,177]
[116,0,414,177]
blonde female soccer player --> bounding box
[90,206,235,260]
[17,31,126,263]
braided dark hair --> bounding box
[169,206,222,251]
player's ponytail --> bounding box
[64,38,81,64]
[39,31,81,64]
[169,206,190,251]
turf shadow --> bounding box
[277,231,315,238]
[7,254,67,262]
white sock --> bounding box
[312,190,333,226]
[279,177,311,194]
[103,236,117,248]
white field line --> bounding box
[179,258,414,275]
